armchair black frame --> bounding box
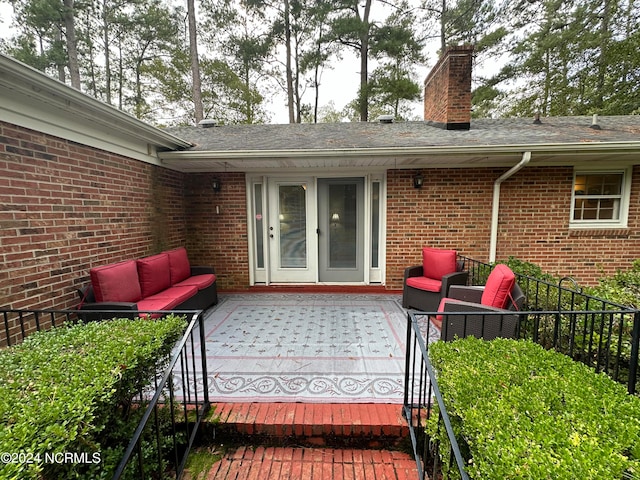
[402,263,469,312]
[439,283,526,341]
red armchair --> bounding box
[436,264,525,341]
[402,248,468,312]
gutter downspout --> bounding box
[489,151,531,263]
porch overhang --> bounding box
[158,141,640,173]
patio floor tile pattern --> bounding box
[197,293,415,403]
[200,403,418,479]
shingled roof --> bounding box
[166,116,639,152]
[159,116,640,172]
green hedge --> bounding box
[0,315,187,480]
[428,337,640,479]
[502,256,640,309]
[586,259,640,309]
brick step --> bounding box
[195,446,419,480]
[206,402,410,449]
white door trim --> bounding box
[246,172,387,286]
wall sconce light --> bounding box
[211,178,221,193]
[413,174,424,189]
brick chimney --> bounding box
[423,45,473,130]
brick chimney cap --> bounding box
[442,44,474,54]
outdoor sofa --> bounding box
[77,247,217,319]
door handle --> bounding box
[316,228,320,235]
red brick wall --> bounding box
[0,121,188,311]
[385,166,640,289]
[386,168,495,289]
[183,172,249,290]
[2,120,638,305]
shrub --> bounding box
[502,256,558,285]
[428,337,640,479]
[0,315,187,480]
[587,259,640,309]
[502,256,640,310]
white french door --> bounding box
[267,178,317,282]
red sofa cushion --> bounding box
[137,286,198,311]
[481,264,516,309]
[137,253,171,298]
[422,248,457,281]
[406,276,442,293]
[167,247,191,284]
[173,273,216,290]
[137,285,198,318]
[90,260,142,303]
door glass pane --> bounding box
[371,182,380,268]
[279,185,307,268]
[253,184,264,268]
[329,183,357,268]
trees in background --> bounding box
[1,0,638,124]
[367,4,424,119]
[474,0,640,117]
[328,0,424,121]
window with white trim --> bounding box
[571,170,629,228]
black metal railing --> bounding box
[405,306,640,480]
[460,255,634,312]
[1,309,75,347]
[111,310,210,480]
[404,258,640,479]
[404,311,470,480]
[459,255,640,394]
[0,308,210,480]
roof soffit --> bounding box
[0,54,192,150]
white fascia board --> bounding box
[0,54,191,165]
[158,141,640,162]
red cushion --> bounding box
[137,286,198,311]
[434,296,463,322]
[167,247,191,284]
[422,248,457,281]
[137,253,171,298]
[406,276,442,293]
[481,264,516,308]
[136,286,198,318]
[90,260,142,303]
[173,273,216,290]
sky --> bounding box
[268,49,431,123]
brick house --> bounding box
[1,47,640,311]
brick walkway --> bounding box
[191,403,419,480]
[206,446,418,479]
[213,402,409,441]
